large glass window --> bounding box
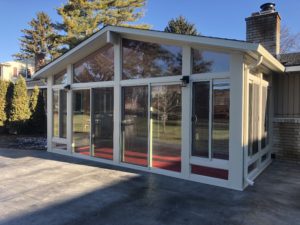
[73,44,114,83]
[192,49,230,74]
[261,86,269,149]
[248,82,259,156]
[52,90,67,139]
[212,80,230,160]
[122,39,182,79]
[192,82,210,157]
[122,86,148,166]
[92,88,114,160]
[73,90,90,155]
[53,70,67,85]
[151,85,182,172]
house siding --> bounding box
[273,72,300,162]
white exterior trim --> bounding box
[285,65,300,72]
[32,26,284,80]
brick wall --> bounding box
[273,118,300,162]
[246,12,280,55]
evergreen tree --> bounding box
[29,88,46,134]
[164,16,199,35]
[14,12,61,70]
[5,82,14,128]
[9,77,31,134]
[0,80,9,127]
[29,86,39,114]
[56,0,150,48]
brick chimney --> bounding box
[246,3,281,55]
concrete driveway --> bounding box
[0,148,299,225]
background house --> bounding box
[0,60,34,81]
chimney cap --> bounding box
[260,3,276,12]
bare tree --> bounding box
[281,25,300,53]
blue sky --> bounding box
[0,0,299,62]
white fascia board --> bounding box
[256,45,285,73]
[33,25,284,79]
[32,26,111,79]
[285,66,300,72]
[108,26,259,52]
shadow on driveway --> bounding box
[0,148,299,225]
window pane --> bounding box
[92,88,114,160]
[73,44,114,83]
[73,90,90,155]
[54,70,67,85]
[122,86,148,166]
[212,80,230,160]
[248,82,253,156]
[151,85,181,172]
[122,39,182,79]
[192,82,210,157]
[53,90,59,137]
[192,49,230,74]
[261,86,269,149]
[59,90,67,139]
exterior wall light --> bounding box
[64,84,71,91]
[180,75,190,87]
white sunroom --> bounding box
[33,26,284,190]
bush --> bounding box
[0,80,9,129]
[28,86,46,134]
[8,76,31,134]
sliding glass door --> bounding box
[151,85,182,172]
[92,88,114,160]
[73,90,91,155]
[122,86,149,166]
[121,84,182,172]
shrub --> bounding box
[28,86,46,134]
[9,76,31,134]
[0,80,9,127]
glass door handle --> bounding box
[191,115,198,123]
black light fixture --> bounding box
[180,76,190,87]
[64,84,71,91]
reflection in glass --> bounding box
[60,90,67,138]
[53,90,59,137]
[122,86,148,166]
[73,90,90,155]
[53,70,67,85]
[92,88,114,160]
[192,49,230,74]
[212,80,230,160]
[261,86,269,149]
[192,82,210,158]
[248,83,259,156]
[73,44,114,83]
[53,90,67,139]
[122,39,182,79]
[151,85,181,172]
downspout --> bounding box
[249,55,264,70]
[244,55,264,187]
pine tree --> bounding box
[29,86,39,114]
[164,16,199,35]
[56,0,150,48]
[29,87,46,134]
[9,76,31,134]
[5,82,14,128]
[0,80,9,127]
[14,12,61,70]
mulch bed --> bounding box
[0,135,47,150]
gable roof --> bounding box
[32,25,285,79]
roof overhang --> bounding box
[285,65,300,73]
[32,26,285,79]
